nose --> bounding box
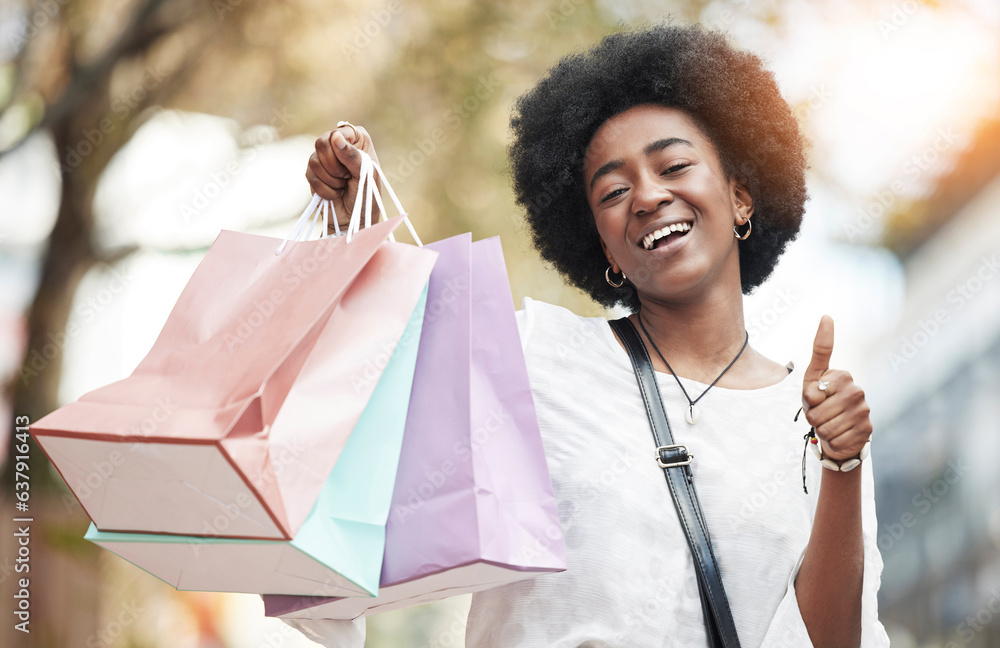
[631,172,673,215]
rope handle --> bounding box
[276,150,421,255]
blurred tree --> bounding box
[0,1,269,645]
[1,0,238,480]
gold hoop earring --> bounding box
[606,265,626,288]
[734,218,752,240]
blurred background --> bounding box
[1,0,998,646]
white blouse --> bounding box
[288,298,891,648]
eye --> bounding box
[661,162,689,175]
[599,187,627,204]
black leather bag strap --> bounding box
[610,317,742,648]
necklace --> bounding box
[636,313,750,425]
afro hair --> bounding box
[508,23,809,311]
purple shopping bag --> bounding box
[263,234,566,619]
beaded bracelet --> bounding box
[805,427,871,472]
[795,407,870,494]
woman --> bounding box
[299,24,888,648]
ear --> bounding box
[599,236,619,273]
[730,178,754,224]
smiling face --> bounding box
[584,104,753,304]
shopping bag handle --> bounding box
[344,150,422,246]
[276,151,421,255]
[276,194,330,255]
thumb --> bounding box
[330,131,366,179]
[803,315,834,384]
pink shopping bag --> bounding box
[83,250,432,597]
[35,210,435,541]
[264,234,566,619]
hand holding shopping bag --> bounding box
[307,122,385,235]
[256,125,565,620]
[38,146,438,597]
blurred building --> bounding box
[865,115,1000,647]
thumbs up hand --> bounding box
[801,315,873,462]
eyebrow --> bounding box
[588,137,695,192]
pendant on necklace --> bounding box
[685,404,700,425]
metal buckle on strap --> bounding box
[656,444,693,468]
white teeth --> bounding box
[641,222,692,250]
